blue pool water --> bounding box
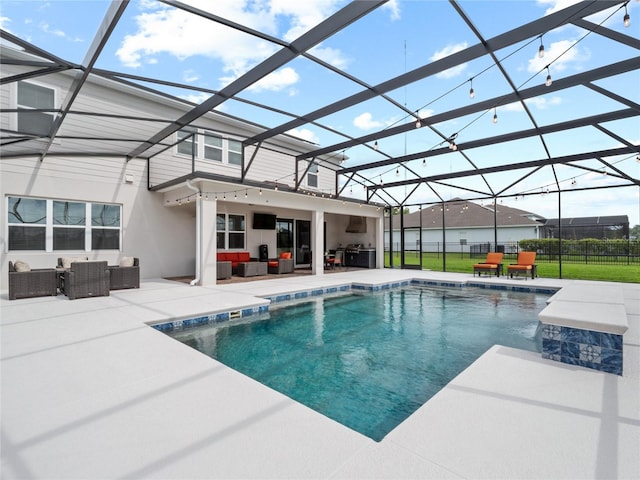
[168,286,549,441]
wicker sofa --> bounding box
[267,252,294,274]
[107,257,140,290]
[8,261,58,300]
[216,251,254,273]
[61,261,110,300]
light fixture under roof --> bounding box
[469,78,475,99]
[492,108,498,124]
[623,3,630,27]
[545,66,552,86]
[538,36,545,58]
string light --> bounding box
[538,36,545,58]
[415,110,422,128]
[545,66,552,87]
[374,140,378,151]
[469,78,475,99]
[422,158,426,167]
[492,108,498,124]
[623,3,630,27]
[395,167,399,176]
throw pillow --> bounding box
[14,260,31,272]
[61,256,88,268]
[120,256,135,267]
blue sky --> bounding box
[1,0,639,226]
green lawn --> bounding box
[386,252,640,283]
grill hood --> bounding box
[345,216,367,233]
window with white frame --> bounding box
[307,162,318,188]
[177,129,243,166]
[216,213,245,250]
[7,196,121,251]
[177,129,196,157]
[17,81,55,136]
[204,133,223,161]
[228,138,242,166]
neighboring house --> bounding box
[0,47,384,290]
[541,216,630,240]
[385,200,545,253]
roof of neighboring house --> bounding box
[544,216,629,227]
[385,200,545,230]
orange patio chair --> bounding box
[473,252,504,277]
[508,251,537,279]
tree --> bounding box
[630,224,640,240]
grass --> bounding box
[386,252,640,283]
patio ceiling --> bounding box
[1,0,638,209]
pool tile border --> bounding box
[150,279,559,333]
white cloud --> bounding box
[527,39,589,74]
[353,112,383,130]
[0,16,11,32]
[180,92,211,104]
[183,69,200,83]
[116,1,277,75]
[116,1,353,93]
[246,67,299,93]
[502,96,562,111]
[537,0,581,16]
[39,21,65,38]
[430,42,468,79]
[310,45,350,69]
[383,0,400,21]
[286,127,319,144]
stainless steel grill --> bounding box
[345,243,364,254]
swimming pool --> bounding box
[167,285,549,441]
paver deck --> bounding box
[2,270,638,479]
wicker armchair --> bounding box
[107,258,140,289]
[8,261,58,300]
[62,261,110,300]
[267,253,294,274]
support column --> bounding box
[376,214,384,269]
[200,198,218,286]
[312,210,324,275]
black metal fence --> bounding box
[387,239,640,265]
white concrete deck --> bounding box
[1,269,639,479]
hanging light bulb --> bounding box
[374,141,378,151]
[395,167,399,177]
[469,78,475,99]
[538,37,545,58]
[415,110,422,128]
[422,158,426,167]
[623,3,630,27]
[545,66,552,87]
[259,188,262,195]
[244,190,248,198]
[449,141,457,151]
[492,108,498,124]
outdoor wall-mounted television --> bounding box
[252,212,277,230]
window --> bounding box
[53,201,86,250]
[17,81,55,136]
[216,213,245,249]
[204,133,222,161]
[177,129,242,166]
[7,197,46,250]
[7,196,121,252]
[177,130,196,156]
[228,139,242,166]
[92,203,121,249]
[308,162,318,188]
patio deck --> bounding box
[1,269,639,479]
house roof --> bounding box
[386,200,545,229]
[544,215,629,227]
[1,1,638,207]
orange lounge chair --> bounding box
[473,252,504,277]
[508,251,537,279]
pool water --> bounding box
[168,286,549,441]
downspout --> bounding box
[186,179,201,286]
